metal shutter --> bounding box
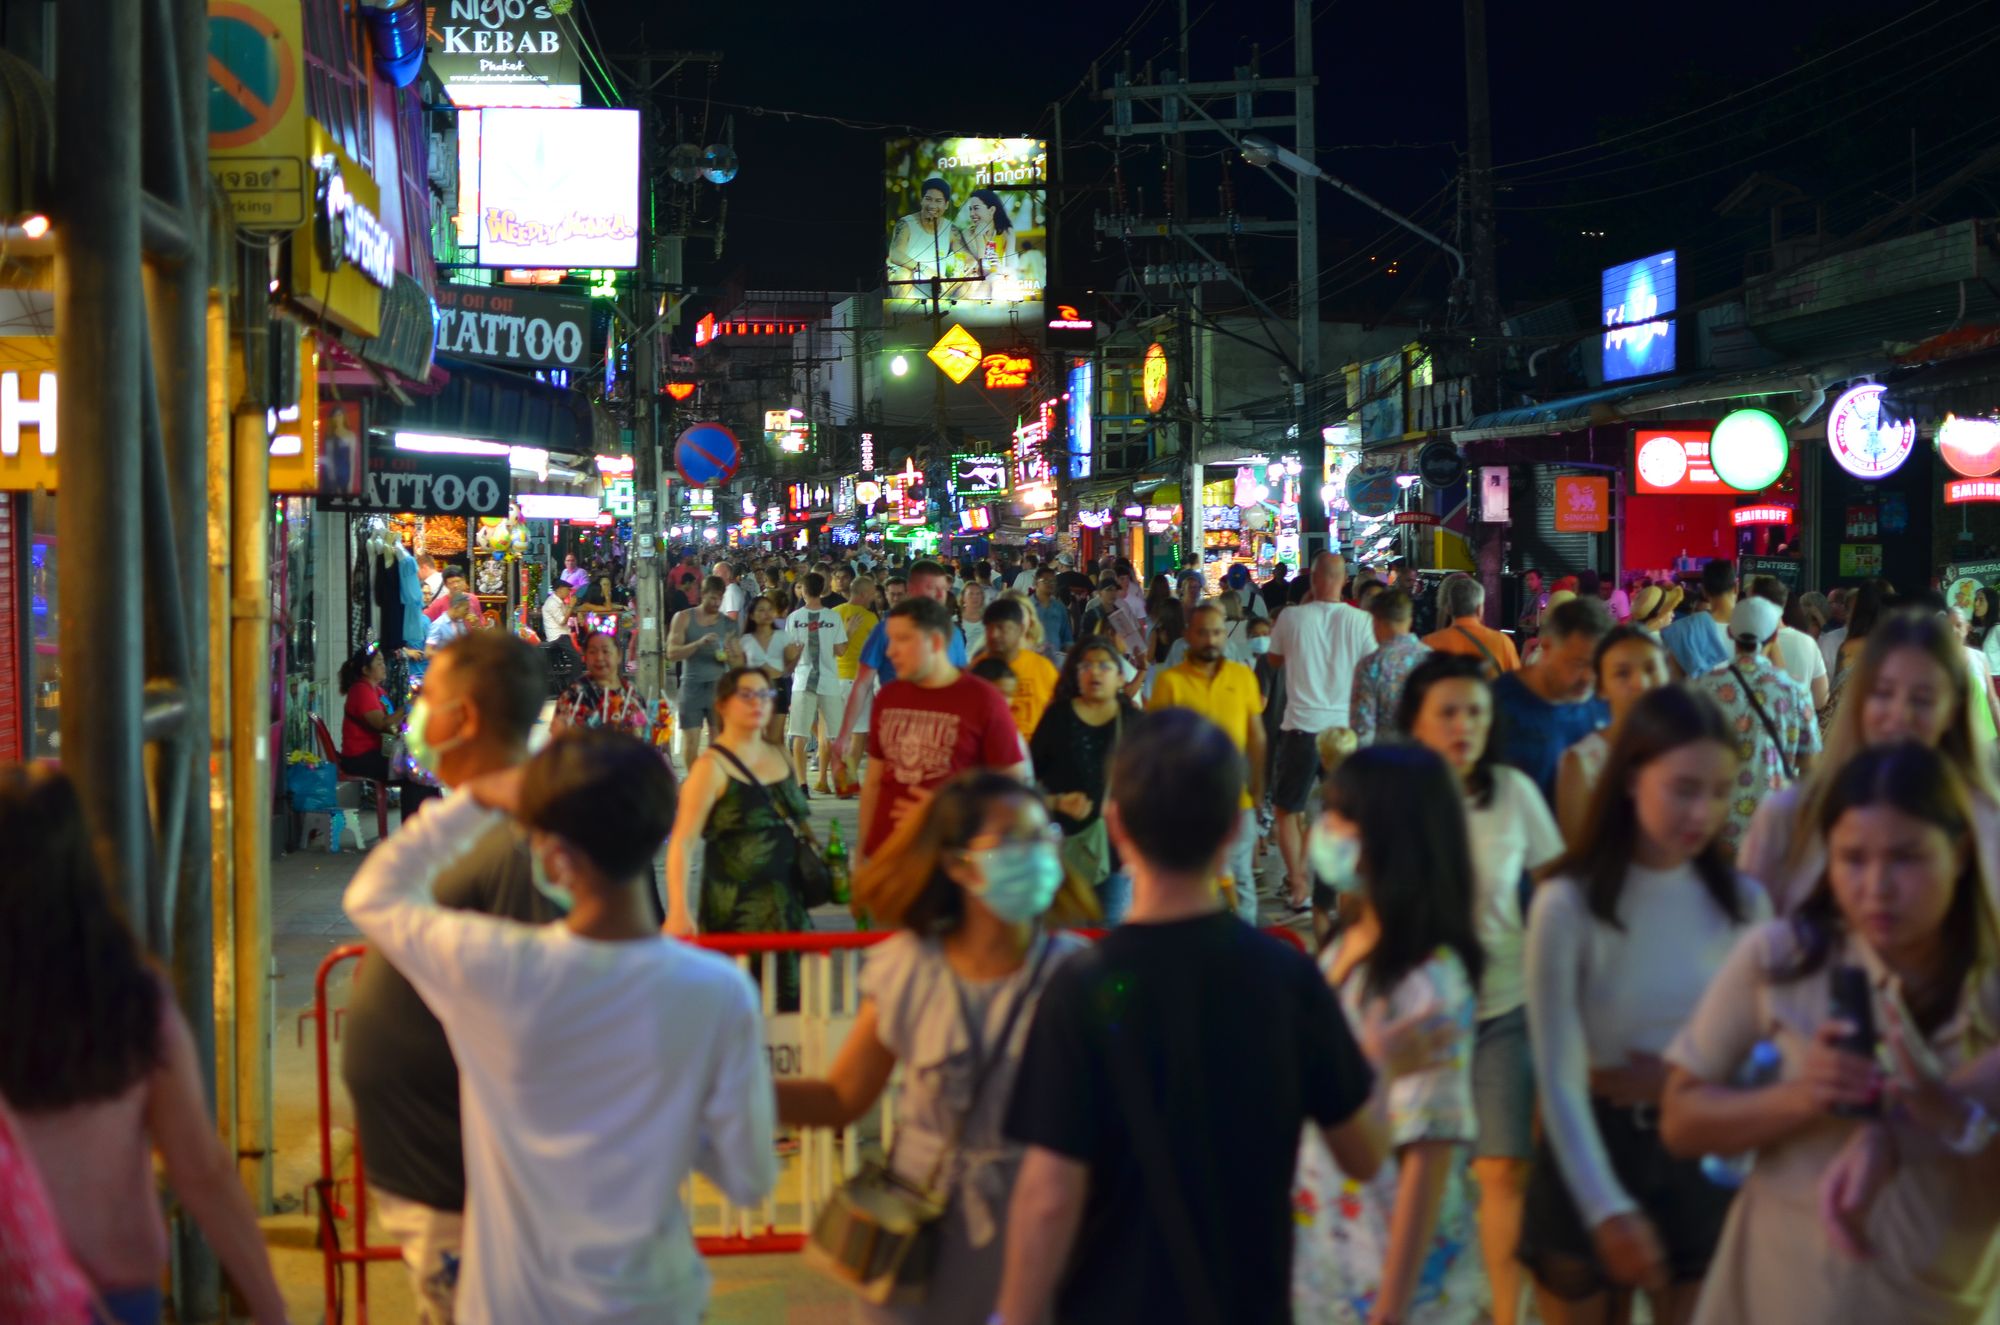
[1517,464,1599,574]
[0,497,20,760]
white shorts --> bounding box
[786,686,840,740]
[842,676,870,736]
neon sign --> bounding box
[1827,383,1914,480]
[982,352,1033,389]
[1142,342,1169,413]
[1730,505,1793,527]
[0,370,56,456]
[664,382,695,401]
[1939,413,2000,478]
[1946,478,2000,504]
[313,156,395,289]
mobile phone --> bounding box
[1828,964,1879,1118]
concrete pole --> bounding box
[1293,0,1324,562]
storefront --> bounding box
[1198,459,1300,595]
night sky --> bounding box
[580,0,1983,331]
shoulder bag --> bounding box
[711,744,834,908]
[804,936,1056,1305]
[1453,623,1503,677]
[1728,660,1797,781]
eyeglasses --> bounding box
[1077,658,1121,673]
[733,688,776,704]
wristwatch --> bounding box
[1946,1097,1999,1155]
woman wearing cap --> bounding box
[1631,583,1683,642]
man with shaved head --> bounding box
[1265,552,1377,909]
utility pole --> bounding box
[1462,0,1506,615]
[1462,0,1501,411]
[1096,8,1324,562]
[1293,0,1324,561]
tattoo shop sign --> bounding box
[434,282,590,370]
[320,448,510,517]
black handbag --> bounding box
[712,744,834,908]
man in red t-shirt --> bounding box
[859,596,1029,864]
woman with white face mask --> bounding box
[1294,742,1486,1325]
[777,770,1090,1324]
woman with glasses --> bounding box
[664,666,813,1001]
[1030,638,1142,921]
[778,769,1087,1324]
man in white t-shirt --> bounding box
[540,581,576,653]
[784,571,848,790]
[1011,553,1041,594]
[344,729,776,1325]
[1750,575,1828,710]
[1266,552,1378,907]
[713,561,747,622]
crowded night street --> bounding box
[7,1,2000,1323]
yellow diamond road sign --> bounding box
[927,323,983,385]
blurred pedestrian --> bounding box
[345,730,775,1323]
[1555,626,1671,842]
[1690,597,1821,855]
[995,709,1388,1325]
[0,767,290,1325]
[1662,742,2000,1324]
[1523,688,1768,1323]
[1293,744,1487,1325]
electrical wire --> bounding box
[1494,30,2000,213]
[1493,0,1970,175]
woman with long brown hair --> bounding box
[1737,609,2000,913]
[0,766,290,1324]
[1521,687,1768,1325]
[1662,742,2000,1323]
[777,770,1090,1323]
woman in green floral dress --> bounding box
[665,665,813,1006]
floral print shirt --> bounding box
[551,680,655,743]
[1690,653,1821,852]
[1349,635,1431,747]
[1293,947,1487,1325]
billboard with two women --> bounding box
[885,137,1046,326]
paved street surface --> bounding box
[261,743,1301,1323]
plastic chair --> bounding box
[312,715,389,844]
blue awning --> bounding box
[1451,365,1848,443]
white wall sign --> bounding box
[1827,383,1914,480]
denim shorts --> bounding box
[1471,1004,1536,1160]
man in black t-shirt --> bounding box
[997,709,1385,1325]
[340,633,553,1321]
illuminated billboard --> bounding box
[1066,359,1093,479]
[1602,250,1676,382]
[471,108,640,269]
[885,137,1045,325]
[426,1,583,109]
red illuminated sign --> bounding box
[982,352,1033,389]
[693,314,810,347]
[1633,428,1726,495]
[1946,478,2000,504]
[664,382,696,401]
[1730,504,1793,526]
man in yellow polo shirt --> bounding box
[1147,602,1267,921]
[829,575,879,795]
[978,595,1060,737]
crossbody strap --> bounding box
[1453,623,1501,674]
[1105,1009,1227,1325]
[710,742,807,840]
[907,934,1056,1192]
[1727,661,1796,781]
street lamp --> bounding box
[1238,134,1465,281]
[889,354,910,378]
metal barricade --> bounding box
[304,925,1310,1322]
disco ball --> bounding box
[667,144,703,185]
[701,144,739,185]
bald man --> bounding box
[1264,553,1378,907]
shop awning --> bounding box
[372,354,595,453]
[1449,364,1866,443]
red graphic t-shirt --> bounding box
[865,673,1025,853]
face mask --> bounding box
[530,848,574,912]
[966,840,1064,923]
[1248,636,1272,656]
[404,696,468,781]
[1306,821,1363,895]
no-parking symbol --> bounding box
[207,0,306,228]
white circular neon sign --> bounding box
[1827,383,1915,480]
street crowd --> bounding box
[5,543,2000,1325]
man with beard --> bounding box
[1145,603,1268,922]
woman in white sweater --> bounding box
[1521,686,1773,1325]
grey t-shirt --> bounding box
[340,821,561,1211]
